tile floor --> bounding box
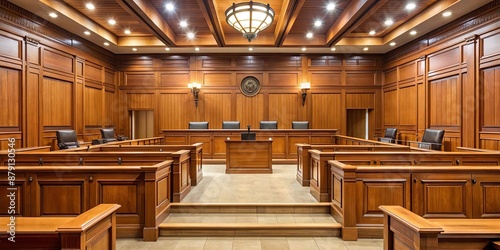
[116,164,384,250]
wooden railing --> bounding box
[328,160,500,241]
[0,204,121,249]
[52,136,164,151]
[380,205,500,250]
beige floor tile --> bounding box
[261,238,290,250]
[174,238,207,250]
[287,237,320,250]
[203,239,234,250]
[313,237,348,250]
[342,239,383,250]
[233,238,262,250]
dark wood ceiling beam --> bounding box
[196,0,225,46]
[116,0,176,46]
[274,0,306,47]
[326,0,387,47]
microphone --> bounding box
[247,125,251,133]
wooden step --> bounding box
[159,222,341,237]
[169,203,332,214]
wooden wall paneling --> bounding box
[75,78,84,137]
[84,85,103,127]
[235,93,265,129]
[310,71,341,86]
[481,66,500,130]
[311,93,342,130]
[383,87,398,126]
[480,29,500,68]
[428,47,461,77]
[398,85,417,127]
[204,92,232,129]
[42,48,74,76]
[345,71,377,85]
[0,31,23,68]
[26,68,40,147]
[308,56,343,68]
[462,38,479,148]
[202,72,233,87]
[0,67,21,130]
[418,81,426,135]
[235,73,263,88]
[429,76,461,127]
[345,92,375,109]
[267,72,299,87]
[159,72,190,87]
[104,90,116,127]
[384,69,397,85]
[123,72,156,87]
[268,93,298,129]
[159,92,190,129]
[41,77,73,127]
[127,93,155,110]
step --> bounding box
[169,202,332,214]
[160,203,340,237]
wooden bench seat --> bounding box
[380,205,500,250]
[0,204,120,249]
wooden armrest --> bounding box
[379,205,443,234]
[57,204,121,233]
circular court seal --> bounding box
[240,76,261,97]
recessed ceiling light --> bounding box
[165,47,170,51]
[248,47,253,51]
[132,48,137,51]
[180,21,188,28]
[406,3,416,10]
[108,19,116,25]
[85,3,95,10]
[166,3,175,11]
[390,42,396,46]
[49,12,58,18]
[195,47,200,51]
[410,30,417,35]
[301,48,307,51]
[306,32,313,38]
[331,47,336,51]
[442,11,452,17]
[124,29,131,35]
[187,32,195,39]
[84,31,91,35]
[384,19,393,26]
[363,47,369,51]
[369,30,376,35]
[326,3,335,11]
[103,42,109,46]
[314,20,322,27]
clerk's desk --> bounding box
[162,129,337,161]
[225,139,273,173]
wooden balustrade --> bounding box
[0,161,172,241]
[328,161,500,241]
[0,204,121,249]
[380,205,500,250]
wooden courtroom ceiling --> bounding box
[8,0,495,54]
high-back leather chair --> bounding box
[222,121,240,129]
[56,130,80,149]
[189,122,209,129]
[100,128,117,143]
[418,129,445,150]
[292,121,309,129]
[379,128,398,143]
[259,121,277,129]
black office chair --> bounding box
[100,128,117,143]
[56,130,80,149]
[189,122,209,129]
[222,121,240,129]
[418,129,445,150]
[260,121,277,129]
[379,128,398,143]
[292,121,309,129]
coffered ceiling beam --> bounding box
[274,0,306,47]
[117,0,176,46]
[196,0,225,46]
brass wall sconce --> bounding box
[188,82,201,108]
[300,82,310,106]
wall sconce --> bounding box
[188,82,201,108]
[300,82,310,106]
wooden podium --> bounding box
[225,140,273,173]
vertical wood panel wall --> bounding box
[117,55,383,136]
[0,2,118,149]
[383,2,500,150]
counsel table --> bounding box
[225,140,273,173]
